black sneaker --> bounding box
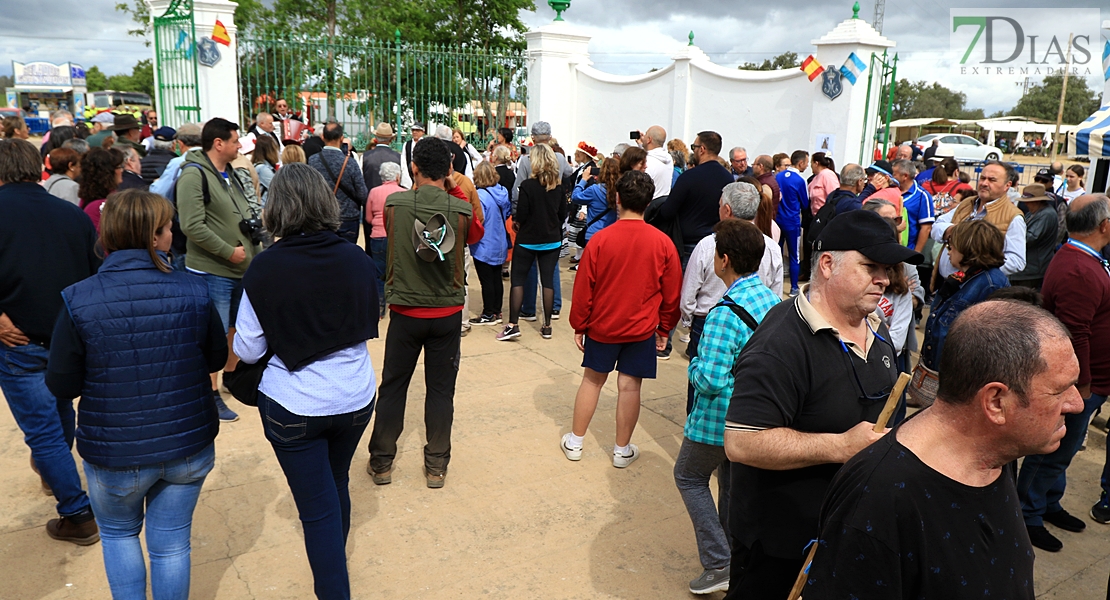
[213,391,239,422]
[551,310,560,320]
[496,324,521,341]
[520,312,538,322]
[469,314,499,326]
[1044,509,1086,532]
[1091,496,1110,524]
[541,325,552,339]
[1026,525,1062,552]
[657,350,671,361]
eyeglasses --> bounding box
[839,331,898,406]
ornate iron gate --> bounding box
[152,0,202,128]
[237,32,528,151]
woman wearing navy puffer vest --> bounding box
[234,163,378,600]
[46,189,228,600]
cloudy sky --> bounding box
[3,0,1106,118]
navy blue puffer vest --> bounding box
[63,249,218,468]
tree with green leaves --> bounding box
[1009,74,1099,125]
[84,67,108,92]
[889,79,985,121]
[740,52,800,71]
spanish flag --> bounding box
[211,19,231,46]
[800,55,824,82]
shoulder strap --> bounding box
[583,206,613,229]
[712,294,759,332]
[176,163,210,205]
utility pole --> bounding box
[1050,34,1073,163]
[873,0,885,34]
[1015,77,1031,97]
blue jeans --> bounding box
[0,342,90,517]
[523,260,561,314]
[261,393,375,600]
[201,273,243,335]
[368,237,387,318]
[84,443,215,600]
[1017,393,1107,525]
[673,438,731,570]
[781,227,801,290]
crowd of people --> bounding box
[1,104,1109,599]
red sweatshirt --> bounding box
[570,219,682,343]
[1042,243,1110,395]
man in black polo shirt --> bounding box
[723,210,923,599]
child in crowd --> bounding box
[563,170,682,468]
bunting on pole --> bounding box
[800,55,824,82]
[839,52,868,85]
[1102,40,1109,81]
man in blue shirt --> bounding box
[775,150,809,295]
[892,159,935,252]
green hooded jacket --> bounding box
[176,149,261,279]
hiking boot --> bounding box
[1026,525,1062,552]
[520,312,538,321]
[1045,509,1086,532]
[689,566,730,594]
[424,467,445,489]
[213,391,239,422]
[561,433,583,461]
[46,515,99,546]
[541,325,552,339]
[368,462,392,485]
[613,444,640,468]
[496,325,521,341]
[30,456,52,496]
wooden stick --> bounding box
[786,542,819,600]
[874,372,911,433]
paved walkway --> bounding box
[2,260,1109,598]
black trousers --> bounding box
[367,310,461,475]
[723,540,804,600]
[337,219,360,244]
[473,259,504,316]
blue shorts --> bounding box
[582,334,657,379]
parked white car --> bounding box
[916,133,1003,163]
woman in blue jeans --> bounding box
[46,189,229,599]
[234,163,379,600]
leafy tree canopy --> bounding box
[1009,74,1099,125]
[740,52,800,71]
[890,79,985,121]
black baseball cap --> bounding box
[815,210,924,265]
[866,160,894,177]
[1033,168,1053,183]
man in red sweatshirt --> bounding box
[563,170,682,468]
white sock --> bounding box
[565,432,584,448]
[614,444,630,456]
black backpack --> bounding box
[711,294,760,332]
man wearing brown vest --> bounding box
[931,161,1026,279]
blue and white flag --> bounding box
[1103,40,1109,81]
[839,52,867,85]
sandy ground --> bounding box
[4,253,1110,599]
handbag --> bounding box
[222,350,274,407]
[574,207,613,247]
[907,360,940,408]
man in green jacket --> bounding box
[367,136,480,490]
[177,117,263,423]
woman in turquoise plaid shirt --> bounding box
[674,219,780,595]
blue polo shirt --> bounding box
[901,182,935,248]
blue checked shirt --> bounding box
[685,273,780,446]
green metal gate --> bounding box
[237,32,528,151]
[858,50,898,163]
[152,0,202,128]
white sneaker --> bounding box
[561,433,583,461]
[612,444,640,468]
[677,332,691,344]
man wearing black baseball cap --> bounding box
[722,209,921,599]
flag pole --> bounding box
[1050,34,1073,163]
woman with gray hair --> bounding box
[233,163,379,598]
[364,161,403,318]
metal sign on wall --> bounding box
[12,61,86,87]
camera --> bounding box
[239,217,265,246]
[629,130,641,141]
[590,166,600,176]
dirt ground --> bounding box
[3,255,1110,599]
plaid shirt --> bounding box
[685,273,780,446]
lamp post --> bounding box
[548,0,570,21]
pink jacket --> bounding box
[807,169,839,215]
[365,181,404,238]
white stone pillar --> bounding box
[147,0,240,125]
[524,21,591,144]
[811,16,895,166]
[669,44,710,144]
